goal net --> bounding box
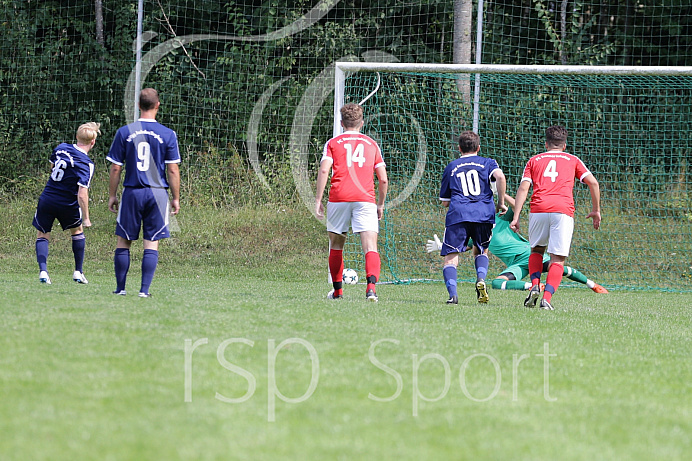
[334,63,692,291]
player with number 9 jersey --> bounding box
[322,131,385,203]
[520,151,591,217]
[107,88,181,298]
[106,120,180,188]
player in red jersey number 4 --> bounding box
[315,103,389,302]
[510,126,601,310]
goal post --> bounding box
[333,62,692,291]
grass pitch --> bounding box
[0,198,690,459]
[1,272,690,460]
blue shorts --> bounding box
[116,187,171,241]
[32,194,81,233]
[441,222,493,256]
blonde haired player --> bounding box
[315,103,388,301]
[33,122,100,284]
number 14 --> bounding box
[344,143,365,168]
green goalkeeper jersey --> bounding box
[487,208,533,267]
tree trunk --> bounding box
[560,0,568,64]
[453,0,473,104]
[95,0,104,46]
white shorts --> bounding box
[326,201,379,235]
[528,212,574,257]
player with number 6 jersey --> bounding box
[33,122,100,285]
[107,88,181,297]
[510,125,601,310]
[315,103,388,302]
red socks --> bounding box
[365,251,381,292]
[329,249,344,296]
[529,252,544,287]
[543,263,564,302]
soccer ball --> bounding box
[342,268,359,285]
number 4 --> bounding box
[543,159,558,182]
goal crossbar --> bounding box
[335,62,692,76]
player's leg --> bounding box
[68,223,88,283]
[473,247,490,303]
[469,223,493,303]
[442,253,459,304]
[325,202,351,299]
[114,236,132,295]
[139,239,160,297]
[35,231,51,284]
[138,188,170,297]
[561,265,609,293]
[359,231,380,301]
[33,198,54,284]
[492,263,532,290]
[353,202,380,301]
[541,213,574,309]
[327,232,347,298]
[114,188,140,295]
[440,223,469,304]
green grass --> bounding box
[1,195,691,460]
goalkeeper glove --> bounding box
[425,234,442,253]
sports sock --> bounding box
[443,264,457,298]
[491,278,530,290]
[329,249,344,296]
[365,251,381,292]
[474,254,489,281]
[543,262,564,302]
[114,248,130,292]
[140,249,159,294]
[71,232,85,273]
[563,265,589,285]
[528,252,544,287]
[36,238,49,272]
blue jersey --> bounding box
[41,143,94,202]
[440,154,501,226]
[106,119,181,188]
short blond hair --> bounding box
[76,122,101,144]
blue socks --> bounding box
[475,254,489,281]
[71,232,85,273]
[140,249,159,295]
[114,248,130,292]
[36,238,49,272]
[443,264,458,298]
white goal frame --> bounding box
[333,62,692,136]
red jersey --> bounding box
[321,131,385,203]
[520,151,592,217]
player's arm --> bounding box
[504,193,516,209]
[108,163,122,213]
[510,180,531,232]
[314,157,332,218]
[492,170,507,214]
[375,165,388,220]
[167,162,181,215]
[583,174,601,229]
[77,185,91,227]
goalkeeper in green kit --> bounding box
[426,192,608,293]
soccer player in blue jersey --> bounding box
[33,122,100,285]
[107,88,181,297]
[439,131,507,304]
